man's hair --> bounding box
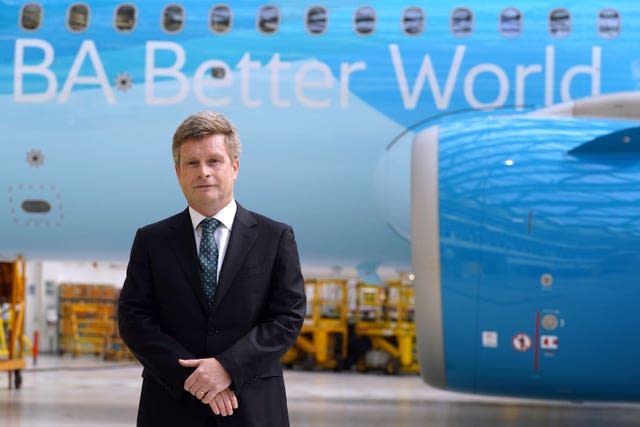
[172,111,241,165]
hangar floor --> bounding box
[1,356,639,426]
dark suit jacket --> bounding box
[118,204,306,427]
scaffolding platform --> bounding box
[282,278,349,370]
[354,279,419,375]
[60,302,115,357]
[0,257,27,389]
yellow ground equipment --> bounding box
[354,279,419,375]
[60,302,114,357]
[282,278,348,370]
[0,257,27,389]
[58,283,133,359]
[105,288,135,361]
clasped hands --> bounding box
[179,357,239,416]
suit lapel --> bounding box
[211,204,258,312]
[167,209,209,315]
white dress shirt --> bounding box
[189,200,237,282]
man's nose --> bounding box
[198,163,211,177]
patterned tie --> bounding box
[199,218,220,308]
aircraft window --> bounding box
[598,8,620,39]
[402,7,424,35]
[210,67,226,79]
[500,8,521,37]
[257,5,279,34]
[549,8,571,38]
[163,4,184,33]
[306,6,328,35]
[20,3,42,31]
[68,4,89,32]
[210,5,232,33]
[354,6,376,35]
[451,7,473,37]
[115,4,136,32]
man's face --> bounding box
[175,134,239,217]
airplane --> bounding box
[1,0,639,402]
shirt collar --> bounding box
[189,200,237,231]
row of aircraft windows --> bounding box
[19,3,622,39]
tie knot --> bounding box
[201,217,220,234]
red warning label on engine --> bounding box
[541,335,559,350]
[512,333,531,352]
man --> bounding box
[118,111,306,426]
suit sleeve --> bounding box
[215,226,306,391]
[117,229,195,399]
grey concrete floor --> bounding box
[1,355,639,426]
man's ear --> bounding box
[233,159,240,179]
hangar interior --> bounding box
[2,258,640,426]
